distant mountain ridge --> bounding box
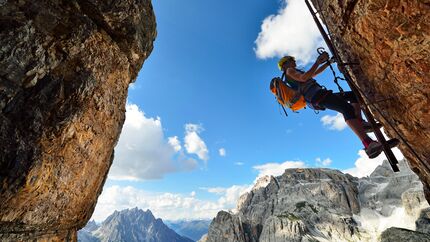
[165,220,211,241]
[78,208,194,242]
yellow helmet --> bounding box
[277,56,295,70]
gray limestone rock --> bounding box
[206,211,256,242]
[380,227,430,242]
[206,160,430,242]
[416,208,430,234]
[208,168,364,242]
[259,215,309,242]
[358,160,424,211]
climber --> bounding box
[276,53,398,158]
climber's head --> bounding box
[278,56,296,71]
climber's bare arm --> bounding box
[313,62,330,77]
[286,53,328,82]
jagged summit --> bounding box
[103,207,157,226]
[203,160,430,242]
[80,208,193,242]
[84,220,99,233]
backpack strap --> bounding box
[282,71,304,108]
[274,76,289,117]
[274,77,285,104]
[280,102,288,117]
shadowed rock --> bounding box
[380,227,430,242]
[0,0,156,240]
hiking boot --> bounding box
[362,121,383,133]
[365,138,400,159]
[365,141,383,159]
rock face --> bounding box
[0,0,156,241]
[206,168,364,242]
[416,208,430,234]
[78,208,194,242]
[354,160,428,239]
[204,160,430,242]
[380,227,430,242]
[308,0,430,201]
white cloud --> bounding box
[321,113,348,131]
[168,136,182,152]
[254,0,324,64]
[343,147,405,178]
[316,157,332,166]
[219,148,226,157]
[201,185,252,210]
[216,185,252,209]
[184,124,209,161]
[235,162,245,166]
[92,184,250,222]
[253,160,306,180]
[205,187,226,195]
[108,104,197,181]
[129,83,136,90]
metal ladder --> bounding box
[304,0,400,172]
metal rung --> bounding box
[381,140,400,165]
[362,98,400,169]
[368,117,400,169]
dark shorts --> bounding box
[315,90,358,120]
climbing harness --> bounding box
[304,0,410,172]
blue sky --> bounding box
[91,0,404,222]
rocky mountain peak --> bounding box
[238,168,360,217]
[80,208,193,242]
[85,220,99,233]
[370,159,415,178]
[253,175,274,190]
[103,207,157,227]
[203,159,430,242]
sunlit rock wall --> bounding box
[310,0,430,201]
[0,0,156,240]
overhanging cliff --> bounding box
[309,0,430,200]
[0,0,156,240]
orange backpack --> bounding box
[270,76,307,113]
